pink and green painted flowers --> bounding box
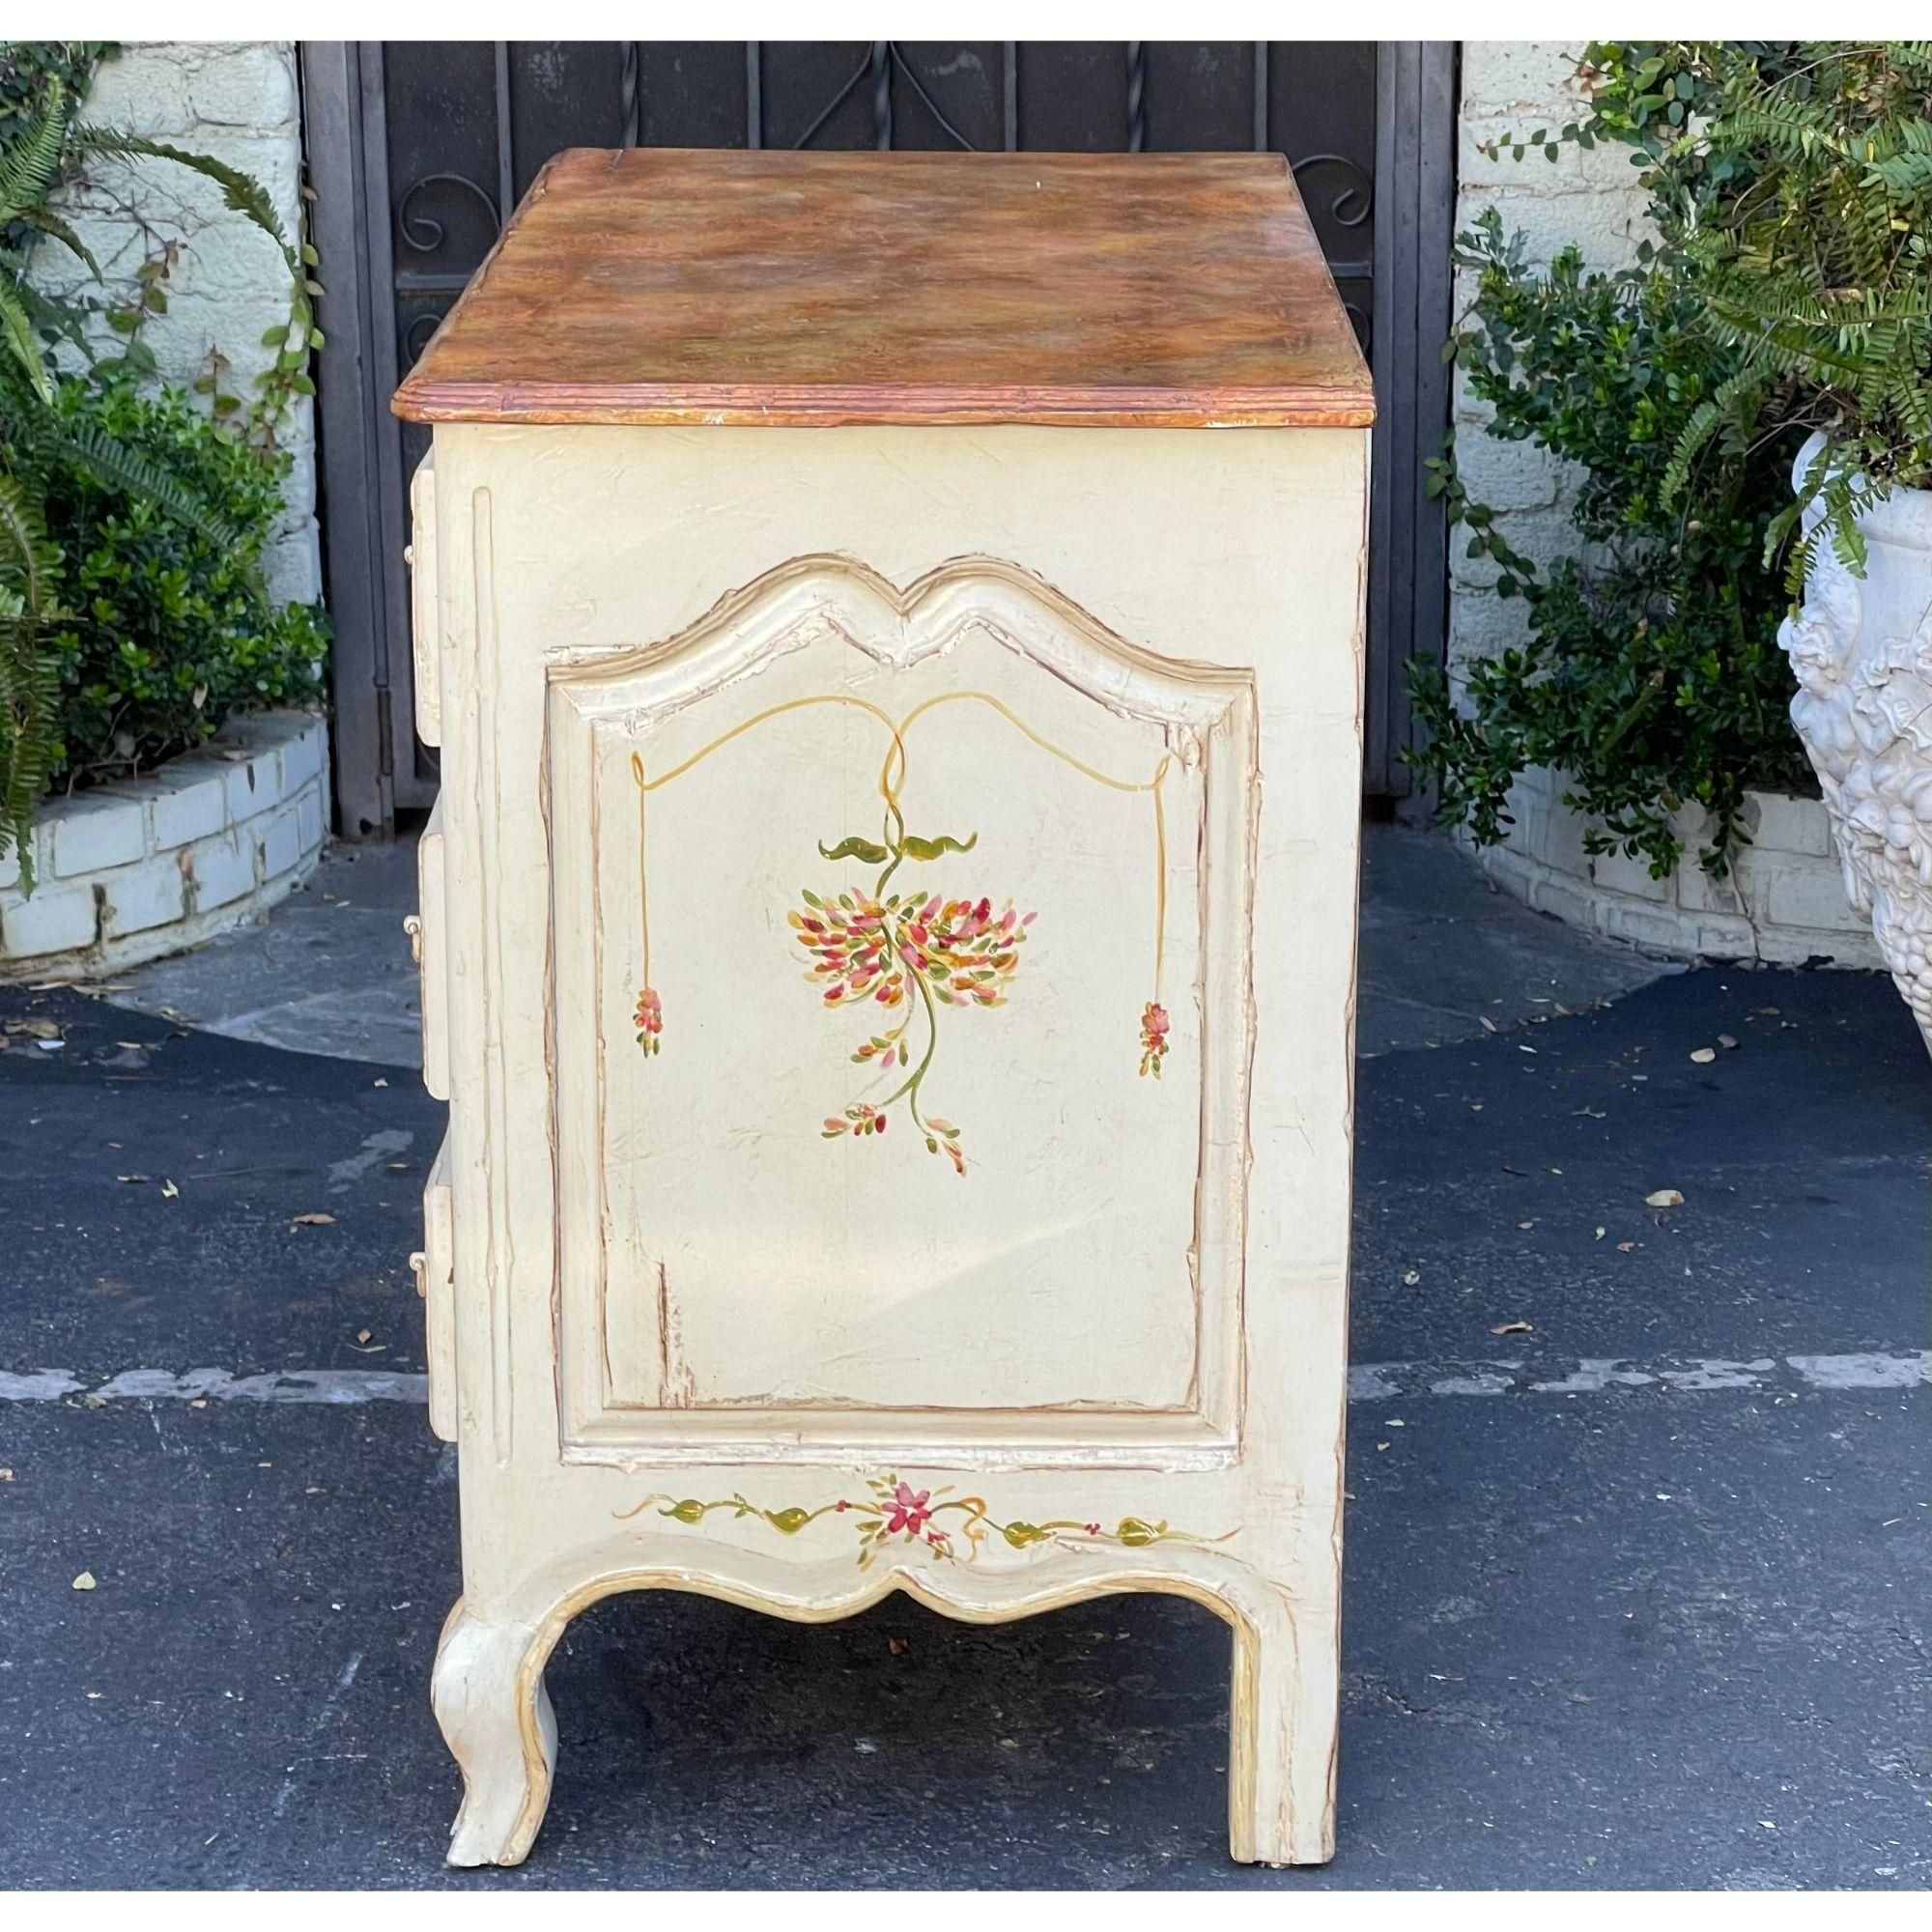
[792,874,1036,1175]
[1139,1000,1170,1078]
[631,696,1177,1167]
[614,1469,1233,1571]
[634,986,663,1055]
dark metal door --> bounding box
[302,42,1453,837]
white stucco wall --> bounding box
[1448,42,1650,679]
[28,41,319,607]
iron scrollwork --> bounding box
[1290,153,1373,230]
[396,171,502,257]
[791,41,979,152]
[401,309,449,370]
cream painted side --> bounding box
[421,422,1368,1867]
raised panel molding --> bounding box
[544,554,1257,1469]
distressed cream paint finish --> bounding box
[413,422,1369,1867]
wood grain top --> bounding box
[391,148,1374,430]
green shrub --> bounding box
[30,369,326,785]
[1569,42,1932,596]
[1407,211,1811,878]
[1,41,323,887]
[1406,40,1928,878]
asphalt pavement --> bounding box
[1,829,1925,1889]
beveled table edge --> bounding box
[391,380,1377,428]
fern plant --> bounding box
[1503,42,1932,596]
[0,42,320,886]
[0,472,64,867]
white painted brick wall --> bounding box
[1450,43,1651,677]
[254,802,302,881]
[187,827,255,913]
[99,853,187,938]
[48,792,147,877]
[1463,767,1880,968]
[145,765,229,848]
[27,43,319,606]
[0,880,98,960]
[1,711,328,980]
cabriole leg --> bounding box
[433,1598,558,1868]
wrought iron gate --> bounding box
[301,41,1454,836]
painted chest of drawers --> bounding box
[393,147,1372,1868]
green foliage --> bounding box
[0,42,326,887]
[1408,212,1811,877]
[1409,41,1928,878]
[1494,42,1932,596]
[0,471,66,868]
[22,369,325,790]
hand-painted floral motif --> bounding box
[793,883,1036,1172]
[1139,1001,1170,1078]
[629,692,1176,1168]
[634,986,663,1056]
[614,1469,1235,1571]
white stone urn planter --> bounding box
[0,709,329,981]
[1779,434,1932,1049]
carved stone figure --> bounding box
[1779,435,1932,1048]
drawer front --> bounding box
[409,450,440,748]
[411,795,449,1101]
[412,1130,457,1442]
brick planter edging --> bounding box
[0,709,328,980]
[1468,765,1883,969]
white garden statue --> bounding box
[1780,434,1932,1052]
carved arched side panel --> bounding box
[546,555,1256,1466]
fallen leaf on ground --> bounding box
[1645,1188,1684,1208]
[1517,1220,1536,1231]
[1616,1241,1636,1253]
[1718,1034,1739,1050]
[291,1212,335,1227]
[1690,1047,1717,1064]
[71,1571,97,1591]
[1594,1227,1605,1240]
[887,1636,909,1656]
[160,1179,179,1199]
[1491,1321,1535,1335]
[355,1328,371,1344]
[4,1018,61,1038]
[116,1175,149,1185]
